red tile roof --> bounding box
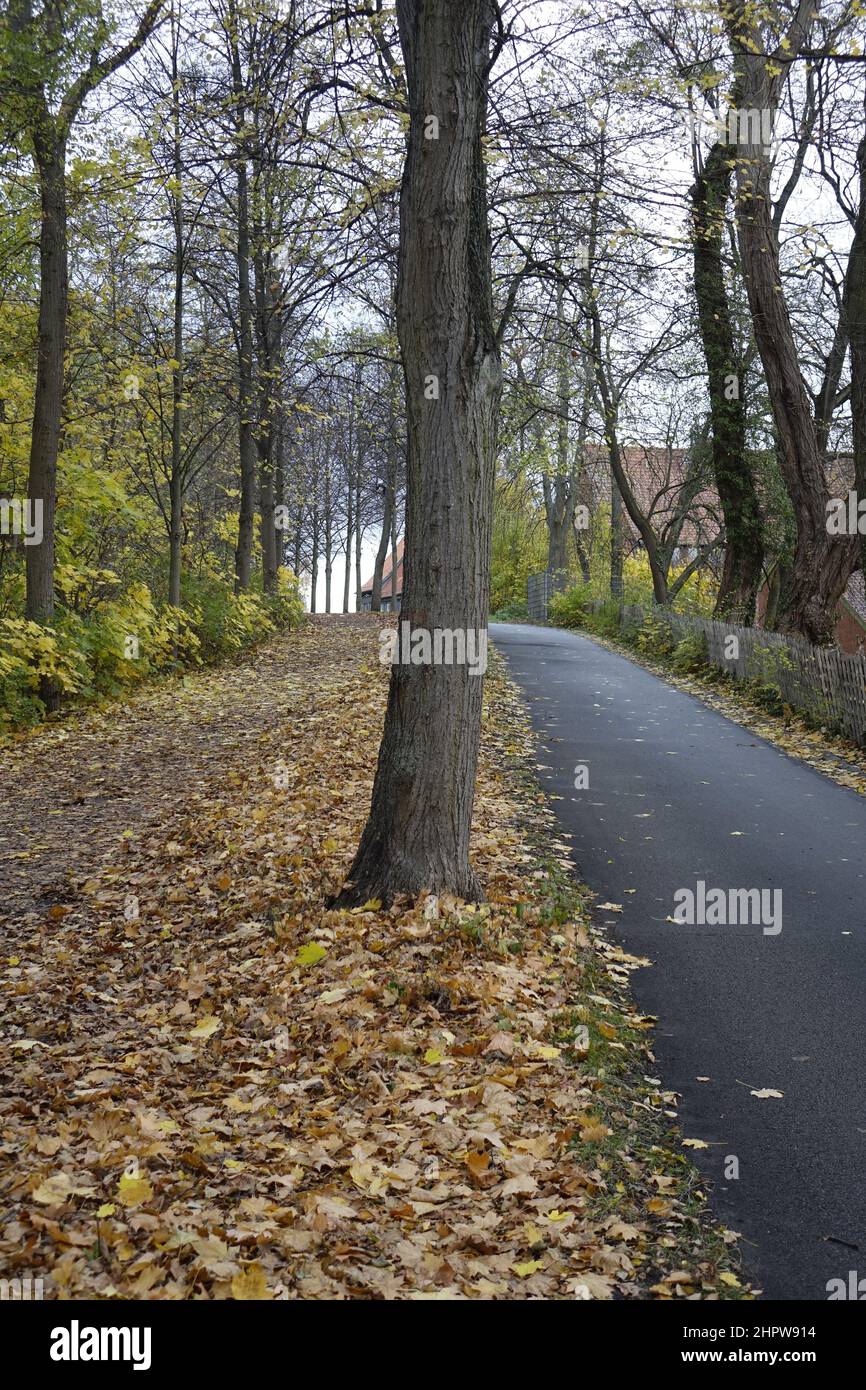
[361,538,404,598]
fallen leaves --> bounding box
[0,619,744,1301]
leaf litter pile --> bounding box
[0,617,744,1300]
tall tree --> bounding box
[337,0,504,904]
[691,137,763,622]
[723,0,858,641]
[2,0,164,640]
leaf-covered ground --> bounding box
[0,617,744,1300]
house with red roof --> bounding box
[360,539,404,613]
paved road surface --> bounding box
[491,621,866,1300]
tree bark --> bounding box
[343,476,353,613]
[691,139,763,622]
[609,460,623,601]
[336,0,502,905]
[26,132,66,637]
[168,16,184,611]
[228,2,256,594]
[372,389,400,611]
[724,0,857,641]
[545,278,576,578]
[354,474,363,610]
[849,128,866,581]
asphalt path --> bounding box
[491,621,866,1301]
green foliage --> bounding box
[490,600,529,621]
[489,486,547,613]
[744,641,791,715]
[547,586,589,629]
[671,631,708,673]
[0,569,304,732]
[0,617,89,730]
[585,599,623,637]
[636,611,675,659]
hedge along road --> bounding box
[491,621,866,1301]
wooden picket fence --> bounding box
[613,602,866,747]
[527,570,866,750]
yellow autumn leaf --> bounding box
[511,1260,545,1278]
[31,1173,73,1205]
[117,1172,153,1207]
[423,1047,445,1064]
[231,1263,271,1300]
[295,942,327,968]
[720,1271,742,1287]
[97,1202,116,1218]
[116,1173,154,1206]
[188,1015,221,1040]
[646,1197,671,1214]
[682,1138,709,1149]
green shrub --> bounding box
[548,587,590,629]
[636,611,675,659]
[744,642,789,714]
[585,600,623,638]
[490,601,529,622]
[0,618,90,730]
[266,567,305,630]
[0,568,304,733]
[671,631,707,674]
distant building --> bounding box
[360,539,403,613]
[583,442,866,653]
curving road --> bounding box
[491,621,866,1301]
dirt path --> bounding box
[0,617,373,926]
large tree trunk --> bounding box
[691,140,763,622]
[168,26,184,612]
[336,0,502,905]
[254,259,280,594]
[725,1,857,641]
[26,134,66,634]
[229,7,256,594]
[849,129,866,582]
